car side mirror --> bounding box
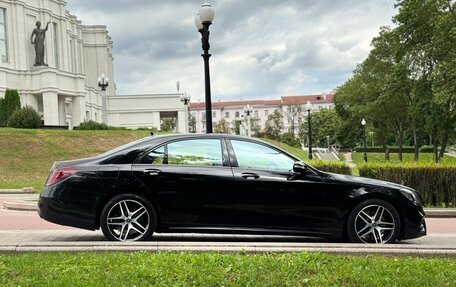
[293,161,310,174]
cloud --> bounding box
[66,0,396,100]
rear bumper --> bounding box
[38,188,97,230]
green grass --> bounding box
[0,128,151,191]
[0,252,455,286]
[351,152,456,165]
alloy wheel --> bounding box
[106,199,150,241]
[354,204,396,244]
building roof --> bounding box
[189,93,334,109]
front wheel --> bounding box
[100,194,156,242]
[347,199,401,244]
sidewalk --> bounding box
[0,230,455,256]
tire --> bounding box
[347,199,400,244]
[100,194,157,242]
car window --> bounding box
[141,146,166,164]
[231,140,295,172]
[167,139,223,166]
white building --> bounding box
[108,94,186,132]
[0,0,188,132]
[189,93,334,135]
[0,0,114,128]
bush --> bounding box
[76,120,127,130]
[77,120,109,130]
[359,163,456,207]
[280,133,301,148]
[7,105,41,129]
[353,146,435,153]
[0,89,21,126]
[310,160,351,175]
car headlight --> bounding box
[400,188,421,205]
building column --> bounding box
[72,95,84,128]
[42,92,59,126]
[177,110,186,133]
[152,112,160,130]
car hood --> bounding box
[323,172,409,191]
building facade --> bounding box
[0,0,115,128]
[189,93,334,135]
[108,94,186,132]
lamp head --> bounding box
[305,101,312,111]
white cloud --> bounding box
[66,0,396,100]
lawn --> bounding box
[0,128,151,191]
[260,137,309,161]
[351,152,456,165]
[0,252,455,286]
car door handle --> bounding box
[241,173,260,180]
[143,169,161,176]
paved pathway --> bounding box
[343,152,357,168]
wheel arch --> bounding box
[344,191,405,240]
[94,187,161,230]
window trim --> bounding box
[136,137,229,167]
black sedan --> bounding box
[38,134,426,243]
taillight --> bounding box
[46,167,78,186]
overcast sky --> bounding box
[66,0,396,102]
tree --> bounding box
[286,102,303,136]
[214,118,230,134]
[232,119,241,135]
[0,89,21,126]
[393,0,456,162]
[299,109,341,147]
[160,118,176,132]
[189,113,196,133]
[263,110,282,140]
[0,97,5,127]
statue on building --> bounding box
[30,21,51,66]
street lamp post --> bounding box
[180,93,191,133]
[305,101,313,160]
[97,73,109,124]
[361,118,367,162]
[243,104,253,137]
[195,2,215,133]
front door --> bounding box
[227,139,337,235]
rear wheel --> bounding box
[100,194,156,242]
[347,199,400,244]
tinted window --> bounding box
[141,146,166,164]
[231,140,295,172]
[168,139,223,166]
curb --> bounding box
[424,209,456,218]
[0,188,34,194]
[0,242,455,256]
[3,200,38,211]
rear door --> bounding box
[132,137,236,228]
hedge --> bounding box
[359,163,456,207]
[310,160,351,175]
[354,146,434,153]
